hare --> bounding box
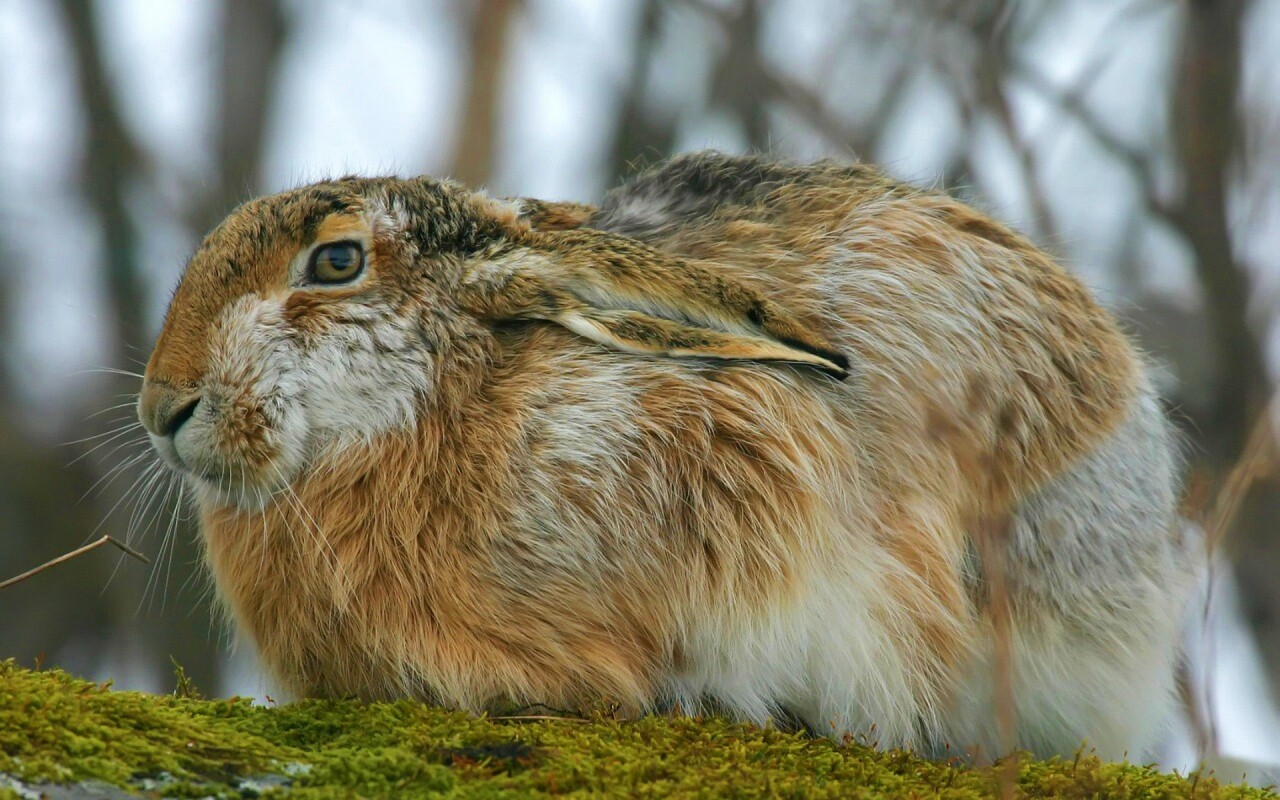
[139,151,1193,760]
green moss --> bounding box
[0,660,1272,798]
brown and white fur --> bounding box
[139,152,1193,759]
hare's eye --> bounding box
[308,241,365,284]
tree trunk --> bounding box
[449,0,520,188]
[1172,0,1280,706]
[194,0,289,233]
[604,0,678,180]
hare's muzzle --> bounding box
[138,381,202,469]
[139,385,200,439]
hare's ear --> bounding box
[456,230,850,379]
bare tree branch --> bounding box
[1010,61,1183,229]
[193,0,289,233]
[682,0,906,157]
[57,0,150,361]
[605,0,679,177]
[449,0,521,187]
[1172,0,1268,451]
[708,0,769,151]
[912,1,1061,245]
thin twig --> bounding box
[680,0,901,155]
[0,535,150,591]
[1009,60,1184,229]
[979,516,1017,750]
[977,511,1019,800]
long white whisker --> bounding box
[79,447,153,505]
[66,424,147,465]
[269,463,340,577]
[84,401,142,421]
[99,459,164,592]
[255,485,270,571]
[73,366,146,380]
[169,484,201,600]
[62,420,144,448]
[78,440,152,494]
[125,462,168,546]
[133,465,173,552]
[105,460,166,588]
[159,476,185,613]
[84,459,168,548]
[79,436,153,479]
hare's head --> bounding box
[139,176,847,510]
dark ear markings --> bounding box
[563,306,850,379]
[778,337,851,377]
[734,298,850,378]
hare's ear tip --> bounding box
[820,358,851,381]
[778,337,850,380]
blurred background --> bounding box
[0,0,1277,773]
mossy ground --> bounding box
[0,660,1272,798]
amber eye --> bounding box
[308,241,365,284]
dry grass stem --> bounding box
[1203,396,1278,552]
[1179,394,1279,766]
[0,535,150,591]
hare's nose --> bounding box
[159,396,200,437]
[139,383,202,439]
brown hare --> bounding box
[138,152,1193,759]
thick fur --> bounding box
[139,152,1193,759]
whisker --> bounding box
[78,447,153,506]
[84,401,142,421]
[83,460,170,549]
[62,420,144,448]
[66,424,147,466]
[82,435,152,476]
[255,485,270,571]
[106,461,167,588]
[77,442,156,502]
[124,461,168,544]
[167,483,198,600]
[142,471,182,615]
[73,367,146,380]
[120,348,149,365]
[269,463,340,577]
[99,460,164,592]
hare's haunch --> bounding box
[139,152,1192,759]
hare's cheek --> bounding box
[198,387,306,474]
[184,295,310,500]
[297,316,434,447]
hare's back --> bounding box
[591,152,1143,515]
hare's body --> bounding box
[142,153,1192,759]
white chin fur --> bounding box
[148,431,279,512]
